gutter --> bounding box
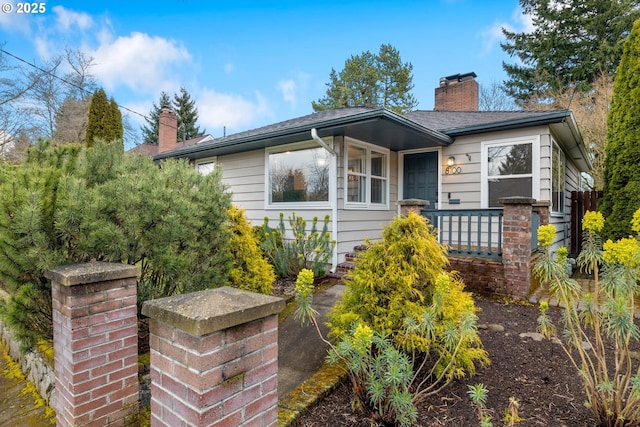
[311,128,338,273]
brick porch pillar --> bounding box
[47,262,140,427]
[142,286,285,427]
[397,199,430,216]
[500,197,536,299]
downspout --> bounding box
[311,128,338,272]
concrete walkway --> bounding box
[277,284,345,398]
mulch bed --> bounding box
[295,294,640,427]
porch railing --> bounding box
[421,208,540,258]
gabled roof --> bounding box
[153,107,453,161]
[128,134,214,156]
[153,107,591,172]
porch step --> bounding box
[329,245,368,279]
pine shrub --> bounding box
[261,212,334,278]
[0,140,233,349]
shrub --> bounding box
[227,206,275,295]
[328,212,487,375]
[261,212,334,278]
[297,213,487,424]
[0,140,233,349]
[534,210,640,426]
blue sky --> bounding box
[0,0,532,146]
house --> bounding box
[153,73,591,292]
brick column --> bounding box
[142,286,285,427]
[47,262,140,427]
[533,201,551,225]
[499,197,536,299]
[397,199,430,216]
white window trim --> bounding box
[481,136,540,209]
[344,139,390,210]
[195,157,217,175]
[264,140,335,210]
[551,141,566,215]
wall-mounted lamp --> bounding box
[445,156,461,175]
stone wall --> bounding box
[0,315,56,407]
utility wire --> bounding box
[0,46,181,132]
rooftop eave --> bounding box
[153,108,453,162]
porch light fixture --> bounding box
[445,156,461,175]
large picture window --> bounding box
[484,139,536,207]
[552,142,566,213]
[346,142,388,208]
[267,145,331,205]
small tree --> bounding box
[86,88,123,150]
[534,210,640,426]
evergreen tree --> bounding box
[173,86,205,141]
[140,91,171,144]
[501,0,640,103]
[0,140,233,349]
[312,44,418,114]
[600,19,640,240]
[85,88,123,149]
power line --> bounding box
[0,46,181,132]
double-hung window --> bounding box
[345,142,388,208]
[266,143,332,207]
[483,137,539,207]
[551,142,566,213]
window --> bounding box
[267,144,331,206]
[483,138,538,207]
[346,142,388,207]
[552,142,566,213]
[195,160,216,176]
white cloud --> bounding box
[480,5,535,55]
[91,32,192,95]
[52,5,93,32]
[196,89,272,134]
[278,79,297,109]
[0,2,31,34]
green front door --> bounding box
[403,152,438,210]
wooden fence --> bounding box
[570,190,603,255]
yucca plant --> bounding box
[534,209,640,426]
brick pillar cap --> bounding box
[142,286,286,336]
[532,201,551,207]
[45,262,140,287]
[498,196,536,205]
[396,199,430,207]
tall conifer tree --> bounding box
[173,86,204,141]
[86,88,123,150]
[140,91,171,144]
[600,19,640,240]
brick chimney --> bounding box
[158,107,178,153]
[434,72,478,111]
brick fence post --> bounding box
[396,199,430,216]
[499,197,536,299]
[142,286,285,427]
[46,262,140,427]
